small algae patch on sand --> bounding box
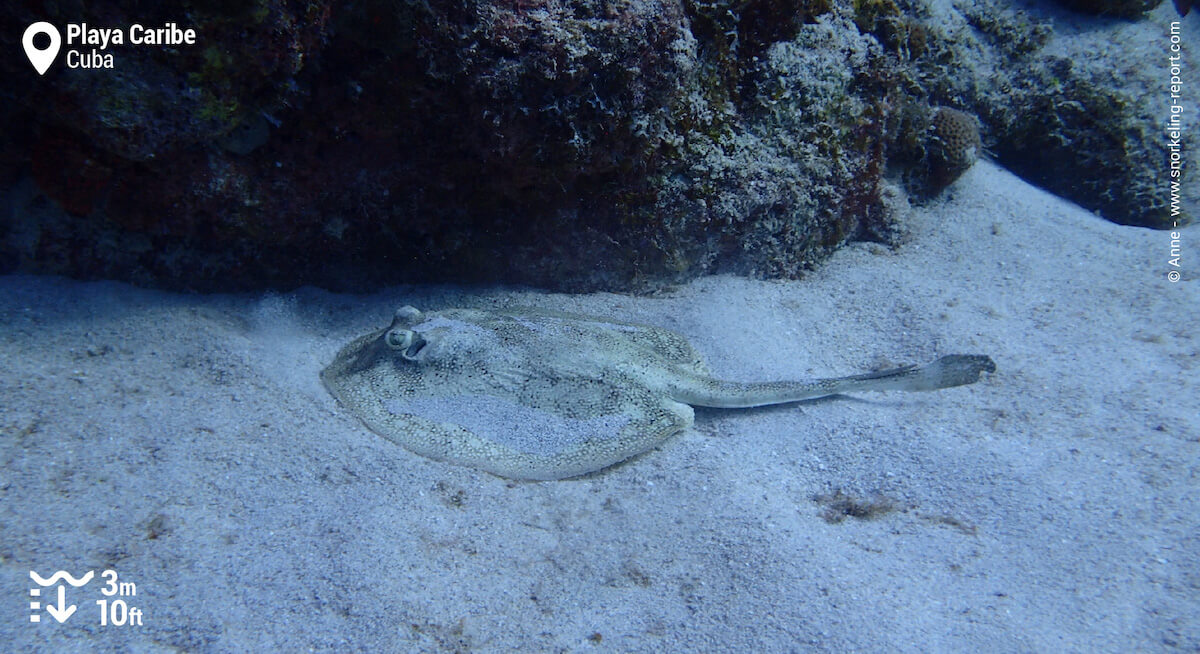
[813,489,900,524]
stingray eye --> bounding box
[385,329,414,351]
[386,328,428,361]
[392,306,423,326]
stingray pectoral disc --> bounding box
[321,307,699,480]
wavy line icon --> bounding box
[30,570,94,587]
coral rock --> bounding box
[928,107,982,189]
[1056,0,1163,18]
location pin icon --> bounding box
[23,22,61,75]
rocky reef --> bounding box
[1056,0,1163,18]
[0,0,1192,291]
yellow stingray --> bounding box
[322,306,995,480]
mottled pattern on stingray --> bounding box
[322,305,996,480]
[321,306,702,480]
[383,395,632,458]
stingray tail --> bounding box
[679,355,996,408]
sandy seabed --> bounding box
[1,162,1197,652]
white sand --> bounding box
[2,162,1196,651]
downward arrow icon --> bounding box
[45,586,76,623]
